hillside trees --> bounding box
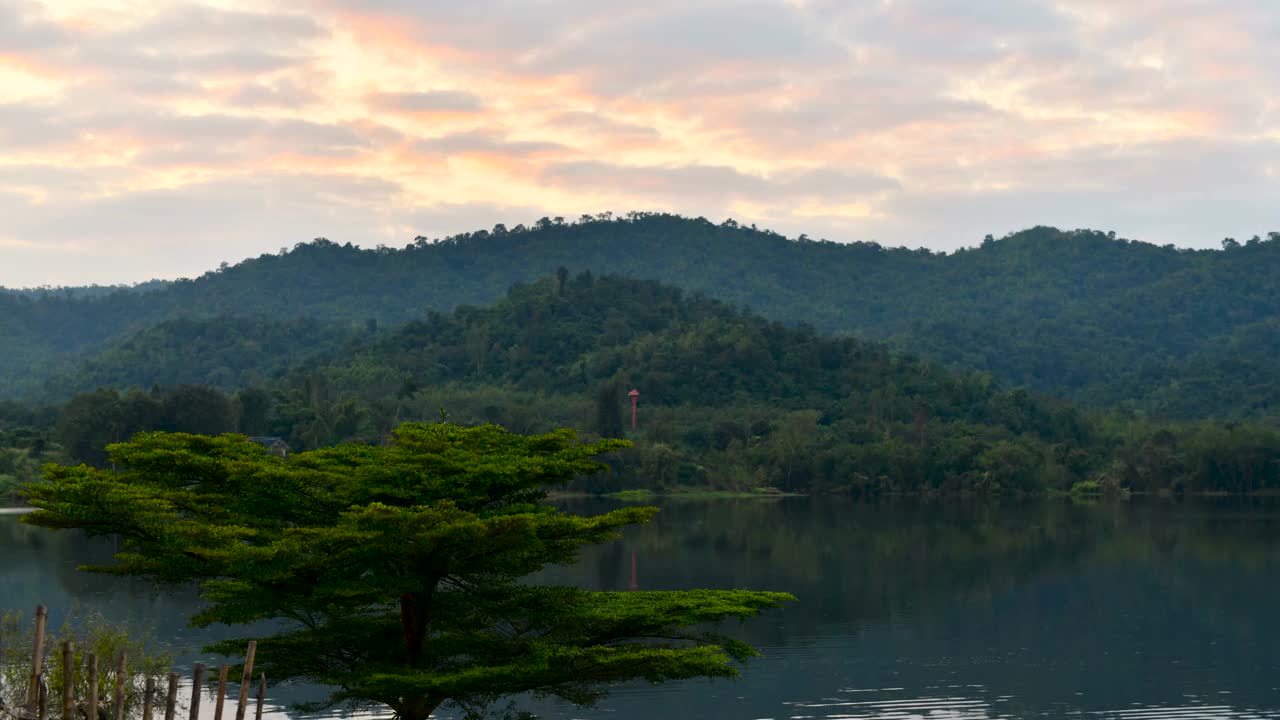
[15,272,1280,495]
[8,215,1280,419]
[55,386,237,465]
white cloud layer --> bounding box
[0,0,1278,285]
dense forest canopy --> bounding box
[7,274,1280,498]
[3,214,1279,419]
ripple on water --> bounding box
[777,687,1280,720]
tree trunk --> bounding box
[399,590,435,666]
[398,587,440,718]
[400,593,425,665]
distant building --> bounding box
[248,436,289,458]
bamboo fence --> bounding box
[4,606,264,720]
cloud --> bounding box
[521,2,841,87]
[2,1,327,102]
[401,201,553,238]
[0,101,82,149]
[2,0,1280,285]
[540,161,900,208]
[364,90,488,114]
[851,135,1280,249]
[414,131,565,158]
[0,164,128,201]
[119,4,326,49]
[0,172,408,286]
[1,97,386,166]
[540,111,659,140]
[227,77,324,109]
[0,0,71,52]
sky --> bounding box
[1,0,1278,286]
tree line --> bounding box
[8,274,1280,497]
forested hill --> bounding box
[5,213,1280,417]
[20,274,1280,498]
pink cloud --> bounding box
[5,0,1280,286]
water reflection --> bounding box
[534,498,1280,720]
[7,498,1280,719]
[783,686,1280,719]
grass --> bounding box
[604,489,660,502]
[1069,480,1104,496]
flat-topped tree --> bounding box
[23,423,792,720]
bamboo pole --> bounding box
[143,677,155,720]
[187,664,204,720]
[233,642,256,720]
[253,674,265,720]
[27,605,48,712]
[86,654,99,720]
[61,641,75,720]
[212,666,229,720]
[111,651,127,720]
[164,673,179,720]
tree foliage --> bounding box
[6,215,1280,420]
[22,424,792,719]
[11,272,1280,496]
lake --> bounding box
[5,497,1280,719]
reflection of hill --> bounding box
[11,500,1280,719]
[535,497,1280,720]
[546,498,1110,647]
[549,496,1280,661]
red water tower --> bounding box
[628,389,640,431]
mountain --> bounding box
[5,213,1280,419]
[39,316,363,397]
[33,274,1280,497]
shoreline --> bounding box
[551,487,1280,502]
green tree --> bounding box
[159,384,235,435]
[54,389,124,466]
[594,383,625,439]
[23,423,791,720]
[978,440,1043,493]
[555,266,569,296]
[55,389,161,466]
[770,410,822,489]
[234,386,274,435]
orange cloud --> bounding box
[8,0,1280,287]
[0,52,70,82]
[332,10,486,68]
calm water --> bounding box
[5,498,1280,719]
